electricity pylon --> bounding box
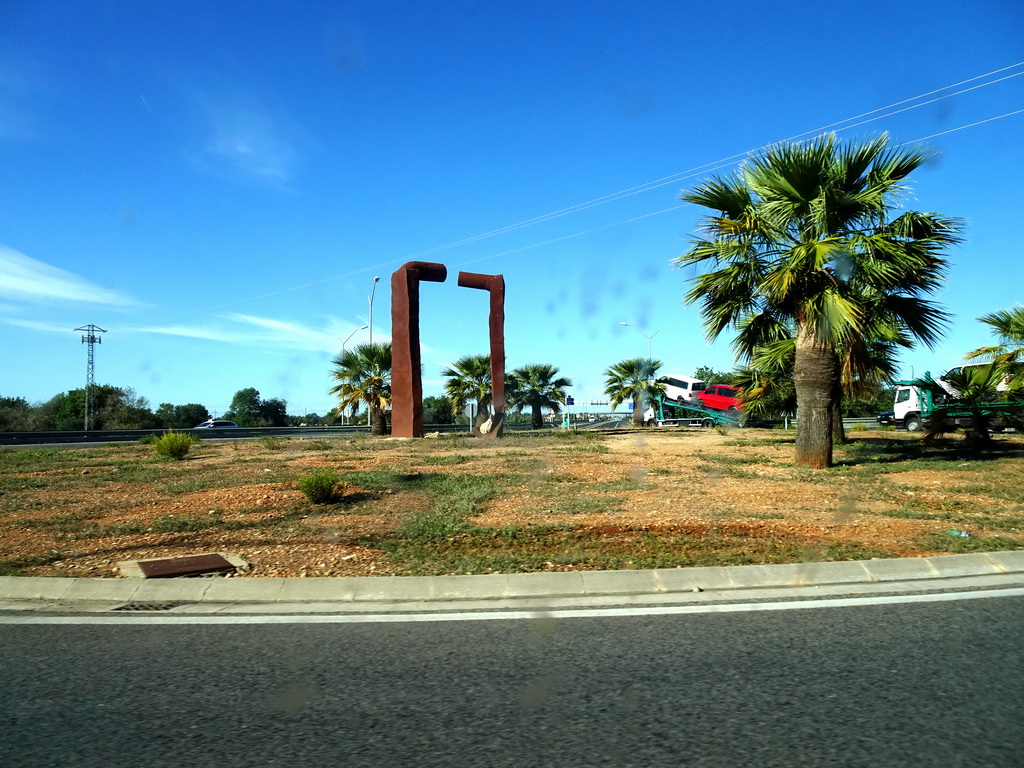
[75,325,106,430]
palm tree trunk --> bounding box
[471,401,490,437]
[794,324,836,469]
[531,404,543,430]
[370,404,386,436]
[831,357,847,444]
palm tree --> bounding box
[674,133,962,468]
[919,363,1024,446]
[739,320,907,437]
[329,342,392,436]
[604,358,666,426]
[442,355,492,432]
[966,307,1024,386]
[506,364,573,429]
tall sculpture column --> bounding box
[457,271,505,439]
[390,261,447,438]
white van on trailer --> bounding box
[656,375,706,404]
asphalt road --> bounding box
[2,595,1022,767]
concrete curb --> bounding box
[2,551,1023,606]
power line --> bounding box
[399,62,1024,259]
[190,61,1024,314]
[909,107,1024,142]
[452,106,1024,270]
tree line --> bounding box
[0,385,314,432]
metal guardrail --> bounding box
[0,422,550,446]
[0,417,890,446]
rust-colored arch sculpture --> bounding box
[390,261,447,438]
[458,271,505,439]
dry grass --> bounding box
[1,428,1021,577]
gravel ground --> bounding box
[2,429,1021,578]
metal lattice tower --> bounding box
[74,325,106,430]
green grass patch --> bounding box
[951,479,1024,504]
[919,531,1023,553]
[554,442,611,454]
[722,437,796,447]
[300,439,333,451]
[0,551,67,576]
[590,477,646,491]
[47,509,312,540]
[418,454,473,466]
[14,511,104,533]
[259,435,290,450]
[358,524,895,576]
[160,474,239,494]
[695,463,760,480]
[549,497,622,515]
[696,452,771,466]
[867,505,1024,533]
[0,448,115,471]
[108,460,180,483]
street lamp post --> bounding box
[619,322,661,424]
[368,276,380,344]
[367,276,381,434]
[341,325,368,353]
[338,325,368,426]
[618,322,660,360]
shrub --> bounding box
[297,468,347,504]
[152,431,198,460]
[850,423,869,432]
[260,436,289,450]
[137,434,158,445]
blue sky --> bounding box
[1,1,1022,417]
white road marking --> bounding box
[1,587,1022,625]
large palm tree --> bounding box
[442,355,492,432]
[506,364,573,429]
[604,358,665,426]
[674,133,962,468]
[329,342,392,436]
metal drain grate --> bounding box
[110,601,193,612]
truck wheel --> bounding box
[905,416,923,433]
[701,418,715,428]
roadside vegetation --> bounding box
[1,427,1021,578]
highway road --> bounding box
[2,592,1022,767]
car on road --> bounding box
[876,411,898,426]
[697,384,743,414]
[194,420,239,429]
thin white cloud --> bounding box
[132,324,240,343]
[225,313,365,352]
[133,314,376,353]
[0,246,141,307]
[199,94,303,184]
[1,318,76,334]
